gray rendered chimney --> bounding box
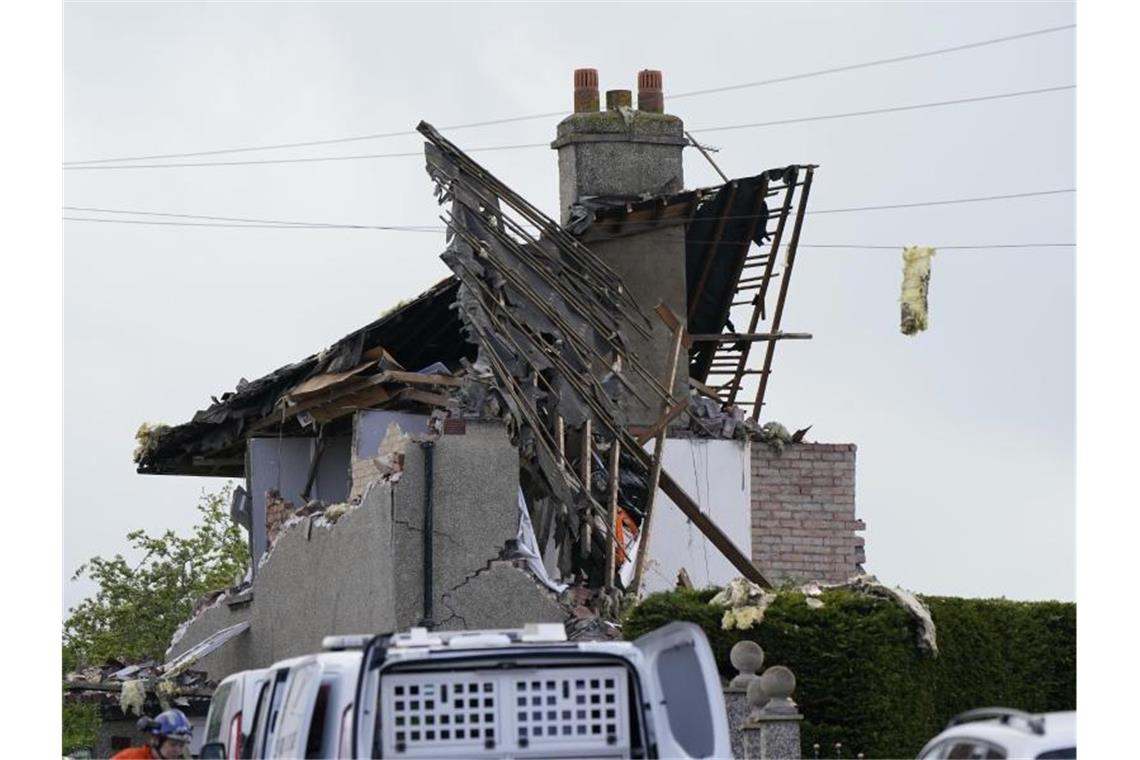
[552,70,689,425]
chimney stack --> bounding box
[551,69,689,424]
[637,70,664,113]
[553,68,685,223]
[573,68,599,113]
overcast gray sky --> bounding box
[63,1,1075,614]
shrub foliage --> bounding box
[623,588,1075,758]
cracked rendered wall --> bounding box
[168,421,564,682]
[392,421,567,631]
[166,482,396,681]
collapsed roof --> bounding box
[136,276,468,476]
[137,168,812,479]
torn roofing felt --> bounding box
[571,166,807,383]
[136,276,470,477]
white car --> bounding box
[917,708,1076,759]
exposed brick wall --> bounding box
[751,443,866,585]
[264,492,295,550]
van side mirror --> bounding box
[199,742,226,759]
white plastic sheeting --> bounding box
[621,438,752,593]
[517,490,568,593]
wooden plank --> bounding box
[391,387,452,407]
[379,370,463,387]
[688,377,722,401]
[653,302,694,350]
[250,370,459,433]
[287,361,376,398]
[659,468,772,589]
[631,320,686,595]
[555,415,565,463]
[248,374,391,432]
[308,386,394,424]
[634,399,689,447]
[689,332,813,343]
[605,440,621,589]
[579,420,592,558]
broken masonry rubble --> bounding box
[709,574,939,656]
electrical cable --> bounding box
[62,206,442,230]
[62,85,1074,171]
[61,217,445,231]
[63,187,1074,231]
[60,218,1076,248]
[62,142,549,171]
[62,23,1073,167]
[685,84,1074,135]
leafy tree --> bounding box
[64,486,248,666]
[62,703,101,755]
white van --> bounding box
[353,621,729,759]
[200,667,269,759]
[202,650,361,759]
[203,621,728,759]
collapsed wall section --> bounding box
[167,421,566,682]
[166,482,397,681]
[751,443,865,585]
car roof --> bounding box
[925,711,1075,752]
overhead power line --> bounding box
[670,23,1074,99]
[63,186,1076,238]
[61,216,446,231]
[61,188,1075,231]
[63,84,1074,172]
[59,218,1076,248]
[806,188,1075,215]
[62,23,1074,166]
[62,142,550,171]
[687,84,1074,134]
[584,188,1077,230]
[62,206,442,230]
[798,243,1073,249]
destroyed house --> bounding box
[140,70,865,679]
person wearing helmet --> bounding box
[111,708,193,759]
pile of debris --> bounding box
[64,659,214,718]
[707,574,939,656]
[677,391,811,452]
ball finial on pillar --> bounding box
[729,640,765,690]
[758,665,798,715]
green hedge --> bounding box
[623,588,1075,758]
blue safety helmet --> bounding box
[137,708,193,741]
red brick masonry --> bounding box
[751,443,866,585]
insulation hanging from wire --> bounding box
[900,246,936,335]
